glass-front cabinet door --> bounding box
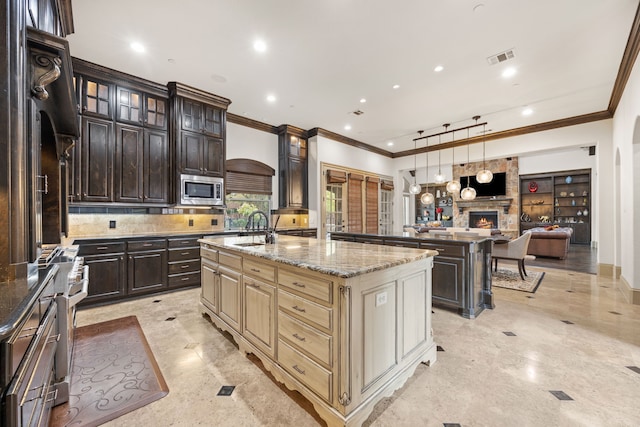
[325,183,344,235]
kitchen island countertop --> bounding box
[198,235,437,278]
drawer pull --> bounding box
[143,243,152,247]
[292,333,306,342]
[292,305,306,313]
[181,265,190,269]
[181,277,190,281]
[250,268,260,272]
[247,282,259,289]
[292,364,306,375]
[435,248,445,252]
[180,241,190,244]
[181,252,190,255]
[292,282,306,288]
[96,246,109,250]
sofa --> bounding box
[525,227,573,259]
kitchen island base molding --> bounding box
[199,236,438,427]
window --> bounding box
[225,193,271,230]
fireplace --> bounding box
[469,211,498,229]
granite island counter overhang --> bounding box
[198,235,438,427]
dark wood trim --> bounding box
[308,127,394,157]
[392,110,612,158]
[277,124,308,138]
[167,82,231,109]
[72,57,168,97]
[227,113,278,134]
[57,0,75,36]
[226,158,275,176]
[608,1,640,114]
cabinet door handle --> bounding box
[291,282,306,288]
[292,333,306,342]
[246,280,259,288]
[292,305,306,313]
[292,365,305,375]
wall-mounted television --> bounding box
[459,172,507,197]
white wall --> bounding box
[613,48,640,290]
[226,122,279,203]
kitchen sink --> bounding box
[233,242,266,247]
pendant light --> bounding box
[445,124,461,194]
[475,119,493,183]
[434,123,447,184]
[420,134,435,205]
[408,130,422,194]
[460,125,477,200]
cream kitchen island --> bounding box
[199,235,438,427]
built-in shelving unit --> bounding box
[414,184,453,227]
[519,169,591,244]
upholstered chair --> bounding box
[491,232,533,280]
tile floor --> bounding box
[75,265,640,427]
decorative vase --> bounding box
[571,199,576,206]
[565,176,573,184]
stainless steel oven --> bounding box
[42,245,89,405]
[179,173,224,207]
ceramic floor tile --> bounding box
[74,267,640,427]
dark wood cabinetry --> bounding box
[278,125,308,210]
[519,169,591,244]
[127,239,167,295]
[71,59,170,206]
[79,242,127,304]
[76,235,204,306]
[168,82,230,181]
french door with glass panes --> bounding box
[325,182,345,235]
[379,189,393,235]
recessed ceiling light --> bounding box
[211,74,227,83]
[167,58,176,64]
[387,141,394,146]
[130,42,145,53]
[344,124,352,131]
[434,65,444,72]
[266,94,276,103]
[522,107,533,116]
[502,67,517,78]
[392,84,400,89]
[360,98,367,103]
[253,39,267,53]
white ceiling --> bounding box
[67,0,639,154]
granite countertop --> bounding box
[199,235,437,279]
[0,265,58,341]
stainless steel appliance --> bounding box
[41,245,89,405]
[179,173,224,207]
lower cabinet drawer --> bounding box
[278,311,332,366]
[168,260,200,274]
[168,271,200,287]
[278,289,332,331]
[278,339,332,402]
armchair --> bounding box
[491,232,533,280]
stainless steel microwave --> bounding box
[179,174,224,207]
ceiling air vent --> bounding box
[351,110,364,116]
[487,49,515,65]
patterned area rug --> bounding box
[50,316,168,427]
[492,266,545,293]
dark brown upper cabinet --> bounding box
[71,58,170,206]
[278,125,308,211]
[168,82,230,179]
[117,86,167,130]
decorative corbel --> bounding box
[31,53,62,100]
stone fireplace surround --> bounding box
[451,157,519,236]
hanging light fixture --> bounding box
[434,123,447,184]
[475,118,493,183]
[445,124,461,194]
[420,134,435,205]
[460,124,477,200]
[408,131,422,194]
